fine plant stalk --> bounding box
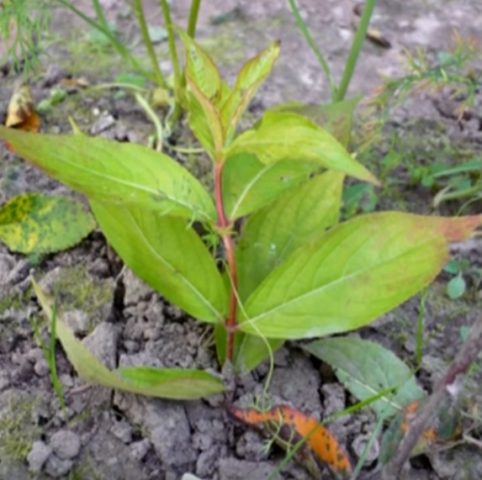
[187,0,202,38]
[214,160,238,362]
[335,0,377,101]
[382,316,482,478]
[415,291,427,368]
[132,0,168,89]
[287,0,335,97]
[159,0,181,92]
[91,0,110,33]
[53,0,150,80]
[135,93,164,151]
[350,415,384,479]
[48,304,66,411]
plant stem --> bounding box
[159,0,181,92]
[287,0,335,97]
[135,93,164,151]
[335,0,377,101]
[53,0,151,80]
[132,0,168,88]
[187,0,202,38]
[214,161,238,362]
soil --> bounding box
[1,1,482,479]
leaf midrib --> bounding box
[229,162,279,218]
[243,236,442,327]
[130,212,222,322]
[31,140,212,222]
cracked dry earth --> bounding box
[1,0,482,479]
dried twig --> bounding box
[380,316,482,479]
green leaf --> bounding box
[221,42,280,142]
[237,171,344,301]
[186,78,224,154]
[178,30,221,99]
[222,153,317,219]
[270,97,361,147]
[226,111,379,185]
[234,335,283,375]
[303,337,426,419]
[0,193,95,254]
[239,212,461,339]
[234,171,344,373]
[32,278,223,400]
[447,274,466,299]
[116,367,223,398]
[114,72,146,87]
[91,202,227,323]
[0,127,215,223]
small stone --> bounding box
[123,269,153,305]
[27,441,52,473]
[351,433,380,464]
[63,309,89,335]
[111,419,133,444]
[50,430,81,460]
[321,383,346,417]
[219,458,279,480]
[34,357,50,377]
[123,340,140,353]
[44,455,73,478]
[59,374,74,388]
[82,322,118,369]
[130,439,151,461]
[0,371,11,391]
[196,446,219,477]
[90,112,115,135]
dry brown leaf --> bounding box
[5,84,40,132]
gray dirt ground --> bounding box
[0,1,481,479]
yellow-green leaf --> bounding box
[0,127,215,223]
[237,171,344,301]
[32,279,224,400]
[234,171,344,373]
[222,153,317,220]
[186,78,224,154]
[178,30,221,99]
[0,193,95,254]
[226,111,378,185]
[239,213,481,339]
[221,42,280,142]
[91,202,227,324]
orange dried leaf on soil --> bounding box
[230,404,352,478]
[5,84,40,132]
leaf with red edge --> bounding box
[229,404,352,478]
[431,215,482,242]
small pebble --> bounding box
[130,439,151,461]
[352,433,380,464]
[50,430,81,460]
[34,358,50,377]
[44,455,73,478]
[63,309,89,335]
[27,441,52,473]
[111,419,133,444]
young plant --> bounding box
[1,36,481,400]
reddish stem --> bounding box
[214,161,238,362]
